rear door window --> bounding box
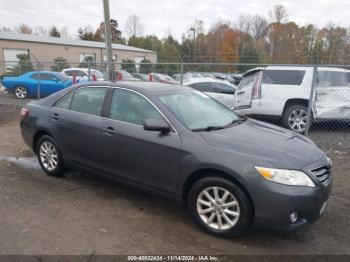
[190,82,213,92]
[70,87,107,116]
[262,70,306,85]
[210,82,235,94]
[54,92,73,110]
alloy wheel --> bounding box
[288,108,308,132]
[39,141,58,171]
[196,186,240,230]
[15,87,27,99]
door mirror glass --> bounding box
[143,119,170,133]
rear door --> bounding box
[315,70,350,119]
[52,86,108,170]
[234,72,259,109]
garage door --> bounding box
[3,48,29,71]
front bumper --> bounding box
[249,160,332,231]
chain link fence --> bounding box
[1,60,350,145]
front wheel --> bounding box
[188,177,252,238]
[14,86,28,99]
[282,104,310,133]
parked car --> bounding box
[62,68,104,82]
[234,66,350,133]
[149,73,178,84]
[184,77,236,108]
[131,73,149,81]
[2,71,72,99]
[20,81,332,237]
[115,70,140,81]
[212,72,238,85]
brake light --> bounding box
[252,71,263,99]
[21,107,29,117]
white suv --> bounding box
[234,66,350,133]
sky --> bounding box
[0,0,349,40]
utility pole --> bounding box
[190,27,196,62]
[103,0,114,80]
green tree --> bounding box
[51,57,70,71]
[49,26,61,37]
[139,58,152,74]
[121,59,136,72]
[79,56,96,68]
[12,53,34,76]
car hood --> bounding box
[197,119,325,169]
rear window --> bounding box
[262,70,306,85]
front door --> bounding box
[99,88,182,194]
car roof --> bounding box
[78,81,191,94]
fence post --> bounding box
[37,68,41,100]
[88,62,91,82]
[180,61,184,85]
[305,65,317,136]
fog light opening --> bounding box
[290,212,298,224]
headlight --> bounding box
[255,167,316,187]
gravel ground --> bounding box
[0,91,349,255]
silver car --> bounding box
[184,78,236,108]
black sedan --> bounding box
[20,81,332,237]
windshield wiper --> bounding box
[192,117,247,132]
[192,126,226,132]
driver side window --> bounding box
[109,89,163,126]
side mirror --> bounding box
[143,119,171,133]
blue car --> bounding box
[2,71,73,99]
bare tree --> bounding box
[251,14,268,41]
[60,27,70,38]
[269,5,288,23]
[125,15,143,37]
[34,26,47,36]
[17,24,33,34]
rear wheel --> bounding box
[282,104,309,133]
[14,86,28,99]
[188,177,252,238]
[37,135,65,177]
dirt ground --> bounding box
[0,92,349,255]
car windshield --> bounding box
[158,90,242,131]
[57,73,69,81]
[118,70,135,79]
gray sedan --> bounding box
[20,81,332,237]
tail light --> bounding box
[92,74,97,81]
[149,74,153,81]
[252,71,263,99]
[21,107,29,117]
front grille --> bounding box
[310,165,331,183]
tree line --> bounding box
[1,5,350,67]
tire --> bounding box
[187,177,252,238]
[282,104,309,133]
[36,135,65,177]
[14,86,28,99]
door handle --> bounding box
[51,113,59,120]
[237,90,245,94]
[102,126,116,135]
